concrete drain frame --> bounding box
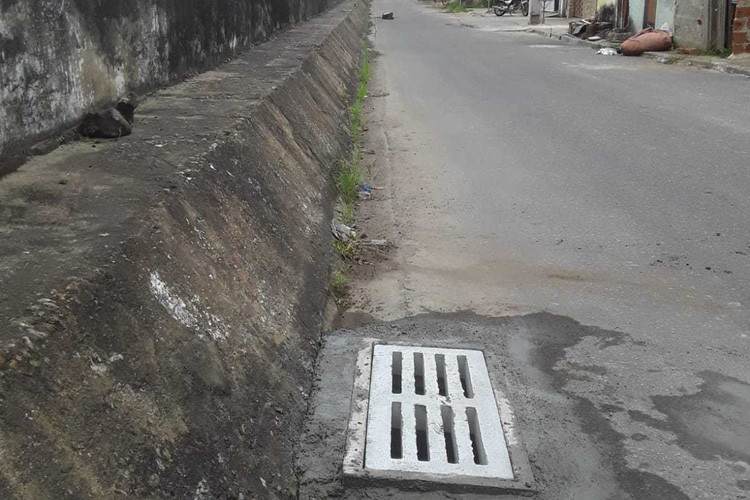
[343,341,536,494]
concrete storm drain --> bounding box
[368,345,511,477]
[344,343,535,493]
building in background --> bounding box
[583,0,740,50]
[734,0,750,54]
[567,0,597,19]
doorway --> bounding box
[644,0,657,27]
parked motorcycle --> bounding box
[493,0,529,16]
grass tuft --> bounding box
[336,158,364,204]
[333,239,357,260]
[335,47,369,207]
[342,201,355,224]
[444,1,470,12]
[360,51,371,87]
[695,42,732,58]
[331,268,350,297]
[350,100,361,143]
[330,46,371,294]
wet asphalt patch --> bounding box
[632,371,750,465]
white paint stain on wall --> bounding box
[149,271,229,341]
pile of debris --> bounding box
[331,184,391,249]
[569,20,673,56]
[79,98,137,139]
[620,27,672,55]
[568,20,631,43]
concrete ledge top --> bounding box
[0,0,358,349]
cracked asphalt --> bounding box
[299,1,750,498]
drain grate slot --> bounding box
[457,355,474,399]
[466,407,487,465]
[435,354,448,397]
[441,405,458,464]
[365,345,513,480]
[413,353,425,395]
[392,352,402,394]
[415,405,430,461]
[391,402,403,459]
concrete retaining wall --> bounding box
[0,1,368,497]
[0,0,337,175]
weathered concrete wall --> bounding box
[569,0,596,20]
[674,0,709,47]
[596,0,617,24]
[627,0,675,32]
[0,0,335,175]
[0,0,369,497]
[583,0,598,20]
[629,0,646,30]
[655,0,676,30]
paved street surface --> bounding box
[440,7,571,33]
[342,1,750,498]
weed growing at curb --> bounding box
[331,45,371,298]
[334,239,357,260]
[336,159,364,205]
[337,45,370,202]
[445,1,470,12]
[360,55,370,93]
[350,100,362,144]
[335,45,371,210]
[342,200,355,224]
[330,269,350,297]
[348,46,370,149]
[695,42,732,58]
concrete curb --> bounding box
[527,27,750,77]
[690,59,750,77]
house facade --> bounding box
[734,0,750,54]
[585,0,739,50]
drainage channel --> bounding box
[344,343,535,494]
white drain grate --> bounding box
[365,345,514,480]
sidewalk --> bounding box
[446,7,571,32]
[528,25,750,77]
[440,5,750,77]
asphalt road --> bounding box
[342,1,750,498]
